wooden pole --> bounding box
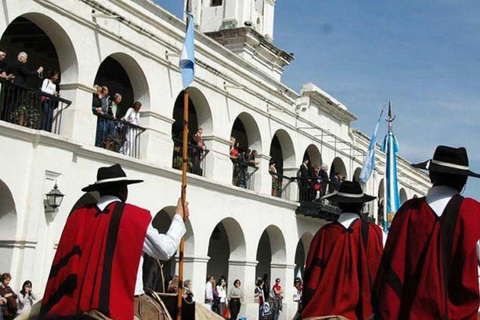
[177,2,192,318]
[177,88,189,320]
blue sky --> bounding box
[153,0,480,198]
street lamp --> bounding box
[46,181,65,210]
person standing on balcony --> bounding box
[192,127,206,175]
[40,70,59,132]
[299,158,311,201]
[302,181,382,320]
[40,164,188,320]
[120,101,142,156]
[0,49,14,81]
[7,52,43,87]
[0,49,15,122]
[106,93,122,150]
[319,164,329,197]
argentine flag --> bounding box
[179,12,195,89]
[359,108,384,184]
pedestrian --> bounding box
[217,278,227,316]
[229,279,242,320]
[272,278,283,320]
[205,275,214,310]
[374,146,480,319]
[302,181,383,320]
[17,280,36,315]
[0,273,17,320]
[40,164,188,320]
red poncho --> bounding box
[374,195,480,319]
[41,202,151,320]
[302,219,383,320]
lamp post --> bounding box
[46,181,65,211]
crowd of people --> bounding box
[0,49,62,132]
[92,85,143,156]
[298,159,341,202]
[0,273,36,320]
[230,138,259,188]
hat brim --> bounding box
[81,179,143,192]
[322,191,376,203]
[412,160,480,178]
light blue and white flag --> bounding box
[179,12,195,89]
[381,131,401,214]
[359,108,384,184]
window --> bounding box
[211,0,222,6]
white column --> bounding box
[256,153,270,194]
[263,0,276,41]
[271,263,296,320]
[58,83,97,145]
[228,259,259,320]
[203,135,234,184]
[183,256,210,303]
[139,110,175,166]
[282,167,299,202]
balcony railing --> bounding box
[231,157,259,190]
[0,79,72,134]
[94,114,146,159]
[172,138,209,177]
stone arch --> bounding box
[270,129,296,169]
[142,206,195,292]
[94,52,150,117]
[400,188,408,205]
[303,144,322,168]
[171,87,214,139]
[294,232,313,280]
[1,13,79,84]
[0,180,17,273]
[256,224,287,280]
[206,217,246,280]
[231,112,263,154]
[353,167,362,183]
[330,157,347,180]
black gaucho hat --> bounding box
[322,181,376,203]
[412,145,480,178]
[81,164,143,192]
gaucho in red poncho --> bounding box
[374,146,480,320]
[41,164,151,320]
[302,181,383,320]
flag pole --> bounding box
[177,1,192,319]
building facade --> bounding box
[0,0,430,319]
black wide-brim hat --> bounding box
[82,164,143,192]
[322,181,376,203]
[411,145,480,178]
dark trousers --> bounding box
[229,298,241,320]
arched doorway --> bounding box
[303,144,322,169]
[0,180,17,273]
[230,112,262,190]
[206,218,246,288]
[92,53,149,155]
[0,15,78,131]
[171,88,212,176]
[400,188,408,205]
[353,167,362,183]
[255,225,287,292]
[143,207,195,292]
[269,129,296,198]
[329,157,347,193]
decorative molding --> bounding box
[203,135,231,146]
[0,239,38,249]
[140,110,175,124]
[59,82,95,93]
[183,256,210,264]
[271,263,295,269]
[228,260,258,267]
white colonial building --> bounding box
[0,0,430,319]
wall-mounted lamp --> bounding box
[45,181,65,211]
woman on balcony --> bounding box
[40,70,59,132]
[119,101,142,156]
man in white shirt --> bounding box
[41,164,188,320]
[205,275,214,310]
